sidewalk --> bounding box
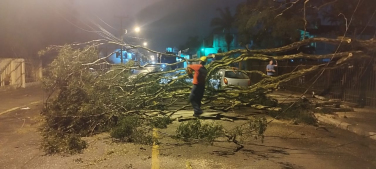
[269,90,376,141]
[315,110,376,141]
[0,85,45,115]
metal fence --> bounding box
[1,58,43,90]
[247,61,376,107]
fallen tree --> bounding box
[39,37,375,154]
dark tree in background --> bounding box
[179,36,202,55]
[323,0,376,38]
[210,7,235,52]
[234,0,376,48]
[234,0,305,48]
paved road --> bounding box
[0,86,45,114]
[1,105,376,168]
[0,104,45,169]
[1,88,376,168]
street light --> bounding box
[135,27,140,33]
[118,25,142,64]
[143,42,148,46]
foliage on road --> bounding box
[176,119,224,143]
[40,131,87,154]
[39,34,375,153]
[37,13,376,153]
[150,116,174,129]
[110,116,153,145]
[226,117,268,144]
[268,99,318,125]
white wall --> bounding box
[0,58,25,89]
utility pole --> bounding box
[115,16,127,64]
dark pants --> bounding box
[189,84,205,115]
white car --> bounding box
[210,69,251,89]
[128,63,172,83]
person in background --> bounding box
[266,60,278,76]
[186,56,208,117]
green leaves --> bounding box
[110,115,154,145]
[175,117,268,144]
[38,28,369,154]
[150,116,174,129]
[176,119,224,143]
[40,132,87,154]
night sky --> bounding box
[73,0,245,51]
[0,0,245,56]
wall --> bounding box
[0,58,25,89]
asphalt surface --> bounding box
[0,103,44,169]
[1,87,376,168]
[0,85,45,113]
[0,104,376,168]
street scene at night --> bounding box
[1,0,376,168]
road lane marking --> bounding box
[152,128,160,169]
[186,161,192,169]
[0,101,42,116]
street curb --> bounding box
[315,113,376,141]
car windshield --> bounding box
[224,71,248,79]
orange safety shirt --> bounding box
[188,64,207,85]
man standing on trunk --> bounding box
[187,56,208,117]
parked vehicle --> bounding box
[142,64,163,72]
[128,63,171,83]
[210,69,251,89]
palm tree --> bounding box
[210,7,235,52]
[179,36,201,55]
